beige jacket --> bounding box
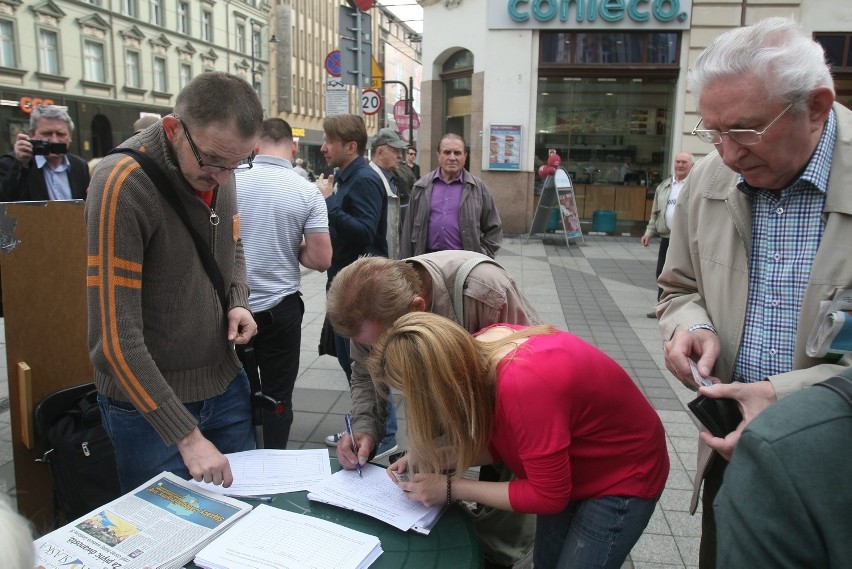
[658,103,852,512]
[369,161,400,259]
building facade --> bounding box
[417,0,852,233]
[271,0,422,174]
[0,0,277,160]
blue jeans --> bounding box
[335,331,397,443]
[98,370,255,493]
[534,494,659,569]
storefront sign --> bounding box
[325,77,349,117]
[19,96,56,113]
[488,125,521,171]
[488,0,692,30]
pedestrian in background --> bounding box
[641,151,694,318]
[235,117,331,449]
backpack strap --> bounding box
[815,371,852,407]
[452,256,502,324]
[107,147,228,314]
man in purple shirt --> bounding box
[400,133,502,258]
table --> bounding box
[188,461,483,569]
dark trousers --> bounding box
[699,454,728,569]
[655,237,670,301]
[237,293,304,449]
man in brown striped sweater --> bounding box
[86,72,263,492]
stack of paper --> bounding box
[189,449,332,497]
[307,463,446,534]
[194,505,382,569]
[33,472,252,569]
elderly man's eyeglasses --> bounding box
[175,115,254,173]
[691,102,794,146]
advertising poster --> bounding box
[488,125,521,170]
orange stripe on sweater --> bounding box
[97,156,158,413]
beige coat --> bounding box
[658,103,852,512]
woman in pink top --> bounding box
[368,312,669,569]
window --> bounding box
[178,2,189,35]
[252,29,261,59]
[202,11,212,42]
[236,23,246,54]
[126,50,140,88]
[539,32,679,66]
[180,62,191,89]
[124,0,137,18]
[153,56,167,92]
[39,29,60,75]
[0,20,15,68]
[150,0,163,27]
[83,40,106,82]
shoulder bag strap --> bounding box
[814,371,852,407]
[452,257,501,324]
[107,148,228,314]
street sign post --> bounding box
[339,5,372,88]
[360,88,382,116]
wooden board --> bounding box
[0,201,92,533]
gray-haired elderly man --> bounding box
[657,17,852,569]
[369,128,408,258]
[0,104,90,202]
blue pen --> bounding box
[345,414,362,478]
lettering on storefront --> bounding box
[489,0,691,29]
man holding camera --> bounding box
[0,104,89,202]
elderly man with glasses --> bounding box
[656,18,852,569]
[86,72,263,492]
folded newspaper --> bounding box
[807,289,852,358]
[34,472,252,569]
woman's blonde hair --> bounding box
[367,312,552,475]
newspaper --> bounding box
[806,288,852,358]
[34,472,252,569]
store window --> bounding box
[814,33,852,109]
[441,49,473,146]
[536,77,676,187]
[537,32,680,223]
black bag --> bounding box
[318,315,338,357]
[687,394,743,438]
[35,383,122,526]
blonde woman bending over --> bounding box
[368,312,669,569]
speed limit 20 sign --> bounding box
[360,88,382,116]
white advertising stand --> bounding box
[527,167,584,247]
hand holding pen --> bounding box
[345,414,362,477]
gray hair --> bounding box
[29,104,74,133]
[0,498,34,569]
[687,17,834,114]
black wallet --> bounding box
[687,395,743,438]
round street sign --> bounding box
[324,50,342,77]
[360,88,382,116]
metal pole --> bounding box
[408,75,414,146]
[355,8,363,116]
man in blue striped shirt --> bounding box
[235,118,331,449]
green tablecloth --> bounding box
[187,460,483,569]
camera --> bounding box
[31,139,68,155]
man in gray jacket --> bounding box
[400,134,502,259]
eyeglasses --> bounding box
[691,102,794,146]
[175,115,254,173]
